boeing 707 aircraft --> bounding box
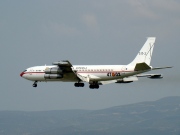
[20,37,172,89]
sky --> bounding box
[0,0,180,111]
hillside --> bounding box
[0,96,180,135]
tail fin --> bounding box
[129,37,156,66]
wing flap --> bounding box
[52,60,73,72]
[52,60,72,67]
[77,74,102,83]
[76,73,89,82]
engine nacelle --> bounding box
[45,67,63,74]
[44,74,63,79]
[115,76,138,83]
[148,74,163,79]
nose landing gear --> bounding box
[32,81,38,87]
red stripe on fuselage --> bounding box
[21,72,45,75]
[24,72,45,73]
[21,70,134,76]
[25,71,133,73]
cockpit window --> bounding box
[23,70,27,72]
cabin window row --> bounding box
[77,69,113,72]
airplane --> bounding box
[20,37,172,89]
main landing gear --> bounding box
[32,81,38,87]
[74,81,99,89]
[89,84,99,89]
[74,83,84,87]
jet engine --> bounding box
[45,67,63,74]
[116,80,133,83]
[44,67,63,79]
[44,74,63,79]
[148,74,163,79]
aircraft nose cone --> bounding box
[20,72,24,77]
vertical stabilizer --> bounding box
[129,37,156,66]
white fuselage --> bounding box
[20,65,144,82]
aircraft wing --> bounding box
[135,65,172,78]
[135,62,172,71]
[77,73,102,83]
[100,76,138,85]
[76,73,136,85]
[76,73,89,82]
[52,60,73,73]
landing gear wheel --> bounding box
[89,85,94,89]
[74,83,79,87]
[33,84,37,87]
[32,81,38,87]
[95,84,99,89]
[79,83,84,87]
[74,83,84,87]
[89,84,99,89]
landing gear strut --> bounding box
[32,81,38,87]
[74,83,84,87]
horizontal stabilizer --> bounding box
[137,74,163,79]
[135,62,151,71]
[152,66,172,70]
